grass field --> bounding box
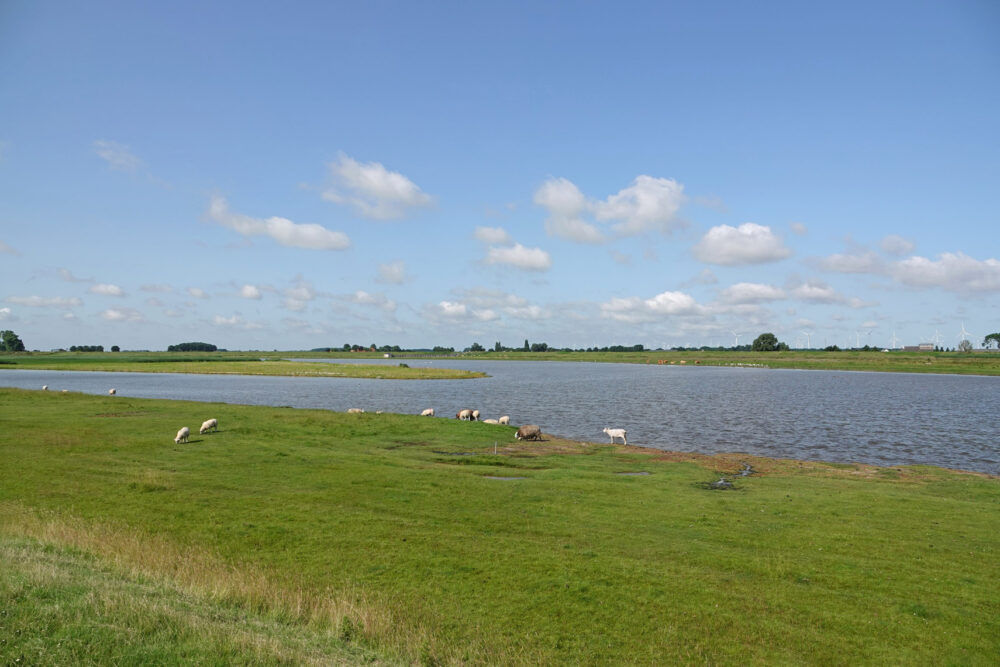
[0,351,484,380]
[1,388,998,664]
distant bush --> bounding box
[69,345,104,352]
[167,342,218,352]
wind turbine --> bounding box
[933,329,943,346]
[801,330,813,348]
[890,330,900,349]
[865,329,875,346]
[731,331,744,347]
[854,331,861,348]
[958,322,972,342]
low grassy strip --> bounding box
[0,352,484,379]
[1,388,998,664]
[0,533,390,666]
[290,349,1000,376]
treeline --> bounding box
[167,342,219,352]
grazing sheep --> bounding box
[482,418,499,424]
[61,389,68,393]
[174,426,190,444]
[471,409,480,421]
[108,388,116,395]
[42,385,48,391]
[199,418,218,434]
[498,415,510,425]
[515,424,542,441]
[603,427,627,446]
[456,409,473,420]
[420,408,435,417]
[347,408,365,414]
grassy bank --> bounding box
[368,348,1000,376]
[2,388,998,664]
[0,351,484,380]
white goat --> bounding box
[199,418,218,434]
[498,415,510,425]
[603,427,627,446]
[420,408,435,417]
[174,426,190,444]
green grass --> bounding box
[0,351,484,380]
[1,387,998,664]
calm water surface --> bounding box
[2,359,998,475]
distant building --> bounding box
[902,343,935,352]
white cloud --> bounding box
[453,288,551,321]
[101,308,144,322]
[720,282,786,304]
[0,240,19,256]
[6,296,81,309]
[94,139,142,172]
[484,243,552,272]
[349,290,397,312]
[816,251,884,274]
[880,234,915,256]
[89,283,125,297]
[208,196,350,250]
[240,284,262,300]
[283,281,316,312]
[474,226,512,245]
[534,177,605,244]
[187,287,207,299]
[693,223,792,266]
[376,260,409,285]
[437,301,468,319]
[58,268,92,283]
[790,281,842,304]
[593,175,685,236]
[0,307,13,321]
[140,284,174,293]
[890,252,1000,293]
[790,222,808,236]
[600,290,702,323]
[213,314,244,327]
[322,153,433,220]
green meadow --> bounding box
[0,351,484,380]
[1,388,998,664]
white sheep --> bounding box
[603,427,627,446]
[108,388,116,395]
[347,408,365,414]
[199,418,218,434]
[482,418,499,424]
[471,409,480,421]
[174,426,190,443]
[456,409,473,420]
[420,408,435,417]
[42,385,48,391]
[498,415,510,425]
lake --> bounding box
[2,359,998,475]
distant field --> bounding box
[2,388,997,664]
[0,351,484,380]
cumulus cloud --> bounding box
[692,223,792,265]
[789,281,842,304]
[101,308,144,322]
[880,234,915,256]
[453,288,551,320]
[0,240,19,256]
[89,283,125,297]
[474,226,512,245]
[140,284,174,293]
[6,296,81,308]
[283,280,316,312]
[890,252,1000,292]
[349,290,397,312]
[534,177,606,243]
[816,251,884,274]
[719,282,786,304]
[593,175,685,236]
[376,260,409,285]
[187,287,207,299]
[240,284,262,300]
[94,139,142,172]
[0,307,13,321]
[208,196,350,250]
[600,290,702,323]
[484,243,552,271]
[322,153,433,220]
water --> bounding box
[2,360,998,475]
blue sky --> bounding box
[1,1,998,351]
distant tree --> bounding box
[523,339,529,352]
[824,345,841,351]
[111,345,120,352]
[0,330,25,352]
[751,333,780,352]
[432,346,454,353]
[530,342,549,352]
[167,342,218,352]
[983,333,1000,350]
[494,341,502,352]
[958,340,973,353]
[469,342,485,352]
